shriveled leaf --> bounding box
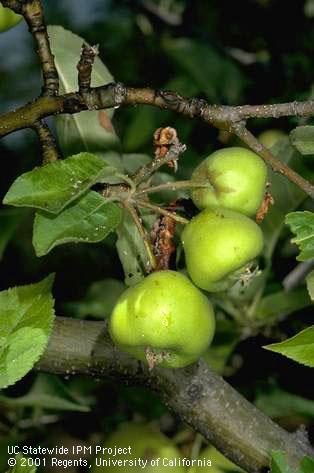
[290,126,314,155]
[255,386,314,419]
[0,373,90,412]
[116,209,151,286]
[264,326,314,367]
[33,191,122,256]
[48,25,120,156]
[5,454,37,473]
[306,270,314,301]
[255,288,311,321]
[0,275,55,389]
[286,211,314,261]
[0,209,24,260]
[63,278,125,319]
[3,152,109,214]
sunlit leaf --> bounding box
[3,152,109,214]
[0,275,55,389]
[264,326,314,367]
[33,191,122,256]
[285,211,314,261]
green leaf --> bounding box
[3,152,108,214]
[285,211,314,261]
[63,278,125,319]
[0,209,24,260]
[261,139,313,261]
[116,209,152,286]
[270,452,314,473]
[270,451,295,473]
[0,275,55,390]
[290,126,314,155]
[301,457,314,473]
[255,288,311,321]
[306,270,314,301]
[255,386,314,419]
[5,454,37,473]
[32,191,122,256]
[264,326,314,367]
[122,153,151,174]
[203,318,240,374]
[163,37,246,104]
[0,373,90,412]
[48,25,120,156]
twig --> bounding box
[283,259,314,291]
[136,199,189,225]
[135,179,210,197]
[33,120,59,164]
[132,127,186,185]
[232,123,314,199]
[123,201,156,272]
[0,83,313,197]
[77,43,99,95]
[1,0,59,96]
[36,317,314,473]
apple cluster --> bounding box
[109,147,266,369]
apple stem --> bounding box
[134,179,210,197]
[136,199,190,225]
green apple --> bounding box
[191,147,267,217]
[91,422,185,472]
[181,208,263,292]
[0,5,22,33]
[258,129,285,149]
[109,270,215,368]
[188,445,244,472]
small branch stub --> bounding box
[33,120,59,164]
[77,43,99,94]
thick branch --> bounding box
[1,0,59,96]
[33,120,59,164]
[0,83,313,197]
[37,317,314,473]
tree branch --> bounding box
[32,120,59,164]
[232,123,314,200]
[37,317,314,473]
[0,83,313,198]
[77,43,99,95]
[1,0,59,96]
